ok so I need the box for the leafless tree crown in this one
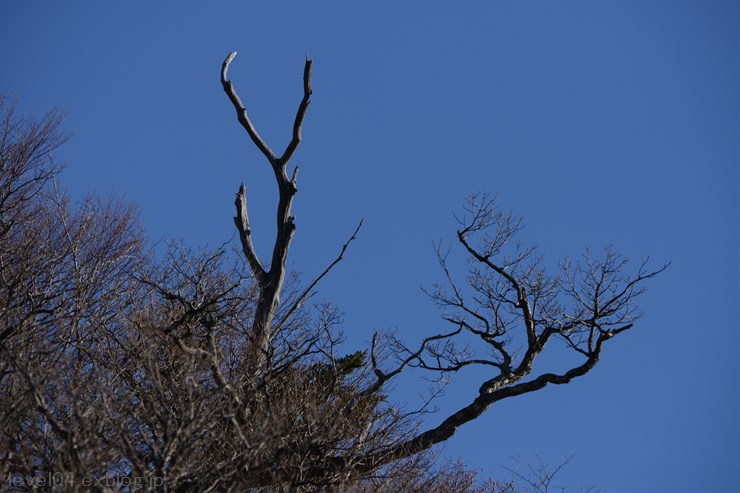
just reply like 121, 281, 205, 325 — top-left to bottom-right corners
0, 54, 666, 492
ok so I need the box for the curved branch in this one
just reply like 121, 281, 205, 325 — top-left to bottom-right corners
351, 332, 609, 475
221, 51, 277, 164
281, 55, 313, 165
233, 183, 268, 286
457, 230, 536, 345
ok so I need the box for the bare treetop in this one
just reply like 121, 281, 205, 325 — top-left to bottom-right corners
0, 55, 667, 491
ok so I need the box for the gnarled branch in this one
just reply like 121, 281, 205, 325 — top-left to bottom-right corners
221, 51, 313, 372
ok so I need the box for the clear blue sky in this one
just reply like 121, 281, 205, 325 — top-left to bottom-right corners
1, 2, 737, 491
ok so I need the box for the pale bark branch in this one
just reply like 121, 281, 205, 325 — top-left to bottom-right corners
233, 183, 267, 285
281, 55, 313, 165
221, 51, 277, 164
221, 52, 313, 373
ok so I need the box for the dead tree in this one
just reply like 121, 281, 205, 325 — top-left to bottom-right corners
221, 51, 315, 376
219, 53, 668, 484
0, 52, 667, 492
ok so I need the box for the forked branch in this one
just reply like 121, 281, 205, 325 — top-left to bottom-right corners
217, 55, 667, 487
221, 51, 313, 369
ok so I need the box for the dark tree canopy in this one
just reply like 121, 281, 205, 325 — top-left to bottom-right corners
0, 54, 666, 492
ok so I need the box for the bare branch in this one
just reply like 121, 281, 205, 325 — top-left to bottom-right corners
221, 53, 313, 375
276, 219, 364, 330
281, 55, 313, 165
1, 56, 667, 491
221, 51, 277, 164
233, 182, 268, 285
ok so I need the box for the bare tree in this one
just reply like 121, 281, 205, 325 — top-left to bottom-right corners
217, 53, 667, 485
0, 97, 145, 489
221, 51, 314, 379
0, 51, 667, 492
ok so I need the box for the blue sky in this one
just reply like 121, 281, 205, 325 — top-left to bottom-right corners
1, 2, 737, 491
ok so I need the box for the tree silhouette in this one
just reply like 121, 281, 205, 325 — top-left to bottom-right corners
0, 52, 667, 492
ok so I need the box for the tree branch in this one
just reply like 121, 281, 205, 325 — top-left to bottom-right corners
339, 333, 610, 477
281, 55, 313, 165
457, 230, 537, 346
275, 219, 363, 330
221, 51, 277, 164
233, 183, 268, 286
221, 52, 313, 374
